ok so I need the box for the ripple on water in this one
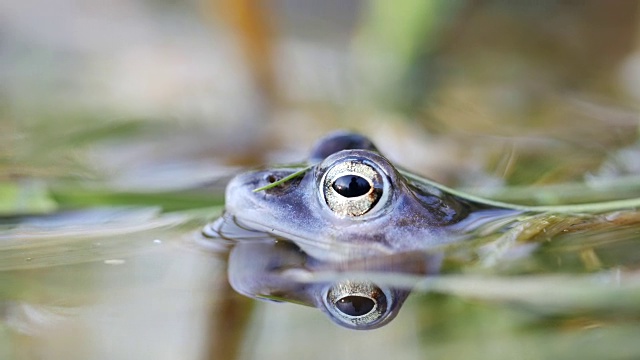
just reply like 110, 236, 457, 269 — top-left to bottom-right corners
0, 207, 190, 271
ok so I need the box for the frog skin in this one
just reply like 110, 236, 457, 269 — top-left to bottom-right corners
213, 131, 515, 262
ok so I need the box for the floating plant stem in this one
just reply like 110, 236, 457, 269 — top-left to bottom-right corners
400, 170, 640, 214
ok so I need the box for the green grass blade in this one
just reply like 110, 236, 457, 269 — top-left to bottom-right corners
252, 165, 314, 193
400, 170, 640, 213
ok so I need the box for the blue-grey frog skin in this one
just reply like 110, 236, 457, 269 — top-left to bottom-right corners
218, 131, 509, 261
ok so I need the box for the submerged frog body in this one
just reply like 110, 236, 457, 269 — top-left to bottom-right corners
218, 131, 508, 261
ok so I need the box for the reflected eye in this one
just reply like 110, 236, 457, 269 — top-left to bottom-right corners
323, 280, 389, 329
320, 159, 388, 217
335, 295, 375, 317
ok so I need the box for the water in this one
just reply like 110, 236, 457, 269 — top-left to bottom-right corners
201, 201, 640, 357
0, 209, 220, 358
3, 185, 640, 359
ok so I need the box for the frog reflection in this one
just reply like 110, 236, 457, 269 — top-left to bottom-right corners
204, 131, 518, 329
206, 216, 440, 329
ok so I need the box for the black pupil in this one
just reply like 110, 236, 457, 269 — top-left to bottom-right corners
335, 296, 375, 317
332, 175, 371, 197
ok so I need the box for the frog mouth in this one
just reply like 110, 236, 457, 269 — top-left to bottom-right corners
223, 212, 397, 262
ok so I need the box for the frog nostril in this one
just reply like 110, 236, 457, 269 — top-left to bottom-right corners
266, 174, 278, 183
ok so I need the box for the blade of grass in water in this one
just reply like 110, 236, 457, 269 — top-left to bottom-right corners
252, 165, 314, 192
400, 170, 640, 213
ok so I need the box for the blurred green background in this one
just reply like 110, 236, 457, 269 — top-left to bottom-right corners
3, 0, 640, 215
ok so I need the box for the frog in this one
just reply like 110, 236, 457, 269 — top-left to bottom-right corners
211, 131, 516, 261
213, 131, 640, 256
204, 131, 523, 329
204, 131, 640, 329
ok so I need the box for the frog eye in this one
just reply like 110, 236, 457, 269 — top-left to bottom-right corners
320, 159, 388, 217
323, 280, 390, 329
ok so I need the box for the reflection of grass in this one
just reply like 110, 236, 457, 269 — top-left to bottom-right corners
411, 292, 640, 359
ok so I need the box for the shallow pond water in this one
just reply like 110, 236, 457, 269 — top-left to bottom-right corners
3, 203, 640, 360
